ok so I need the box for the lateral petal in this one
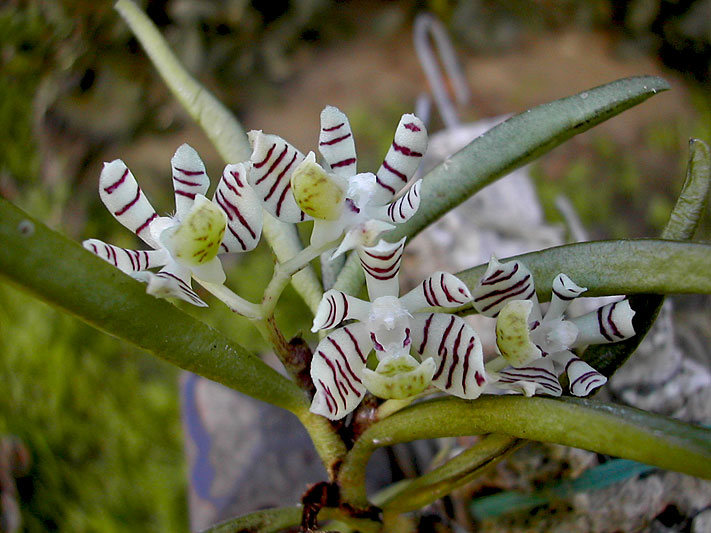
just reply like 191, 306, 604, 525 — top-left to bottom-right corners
213, 162, 263, 253
99, 159, 159, 248
247, 130, 307, 223
400, 271, 472, 312
495, 358, 563, 397
380, 180, 422, 224
171, 144, 210, 219
557, 352, 607, 396
312, 289, 371, 331
83, 239, 168, 273
569, 298, 636, 347
134, 262, 207, 307
318, 106, 357, 178
373, 114, 427, 205
472, 257, 537, 318
546, 273, 587, 319
410, 313, 487, 399
309, 323, 372, 420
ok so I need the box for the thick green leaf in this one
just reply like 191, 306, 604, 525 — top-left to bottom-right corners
455, 239, 711, 304
334, 76, 671, 295
338, 396, 711, 506
0, 197, 306, 412
201, 506, 302, 533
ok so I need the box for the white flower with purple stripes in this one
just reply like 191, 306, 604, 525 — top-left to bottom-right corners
472, 257, 636, 397
309, 238, 488, 420
83, 144, 262, 307
248, 105, 427, 258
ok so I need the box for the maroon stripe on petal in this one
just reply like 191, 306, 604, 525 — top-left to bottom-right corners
344, 327, 366, 363
264, 152, 296, 201
174, 167, 205, 176
135, 212, 157, 237
327, 337, 362, 385
175, 190, 196, 200
597, 306, 614, 342
447, 325, 464, 388
317, 379, 336, 414
381, 160, 407, 182
392, 141, 422, 157
375, 176, 396, 194
253, 143, 276, 169
319, 133, 352, 146
417, 313, 434, 354
331, 157, 356, 168
404, 122, 421, 132
173, 175, 202, 187
114, 186, 141, 216
104, 168, 128, 194
322, 122, 344, 132
227, 225, 247, 251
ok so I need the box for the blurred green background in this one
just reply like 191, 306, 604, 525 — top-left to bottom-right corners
1, 0, 710, 531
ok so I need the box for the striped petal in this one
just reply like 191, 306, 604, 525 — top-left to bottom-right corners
358, 238, 406, 300
569, 298, 636, 347
557, 352, 607, 396
82, 239, 168, 274
99, 159, 159, 248
546, 273, 586, 319
472, 257, 537, 318
410, 313, 487, 399
134, 262, 207, 307
400, 271, 472, 312
330, 219, 395, 260
362, 355, 435, 399
380, 180, 422, 224
310, 323, 372, 420
171, 144, 210, 219
247, 130, 307, 223
213, 162, 263, 253
373, 114, 427, 205
312, 289, 371, 331
318, 106, 357, 178
495, 358, 562, 397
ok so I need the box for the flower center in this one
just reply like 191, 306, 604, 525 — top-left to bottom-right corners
162, 195, 226, 266
367, 296, 412, 359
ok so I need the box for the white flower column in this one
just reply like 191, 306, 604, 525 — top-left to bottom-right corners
472, 257, 636, 396
247, 106, 427, 258
309, 238, 488, 420
83, 144, 262, 306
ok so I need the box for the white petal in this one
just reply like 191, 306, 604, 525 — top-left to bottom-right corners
472, 257, 537, 318
330, 219, 395, 260
83, 239, 168, 274
312, 289, 371, 331
99, 159, 159, 247
247, 130, 307, 223
310, 219, 348, 249
171, 144, 210, 219
213, 162, 263, 253
309, 323, 371, 420
410, 313, 487, 399
318, 106, 357, 178
546, 273, 586, 319
373, 114, 427, 205
135, 262, 207, 307
400, 271, 472, 312
569, 298, 636, 347
559, 353, 607, 396
495, 358, 562, 397
357, 238, 406, 300
380, 180, 422, 224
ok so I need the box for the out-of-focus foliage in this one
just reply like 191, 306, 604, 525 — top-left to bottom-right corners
0, 284, 187, 531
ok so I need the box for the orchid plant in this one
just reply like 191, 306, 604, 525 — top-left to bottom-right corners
1, 1, 711, 532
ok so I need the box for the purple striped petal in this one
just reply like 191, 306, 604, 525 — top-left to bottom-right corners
495, 358, 562, 397
319, 106, 357, 178
312, 289, 370, 331
546, 273, 586, 319
171, 144, 210, 219
247, 130, 307, 223
410, 313, 487, 399
373, 114, 427, 205
381, 180, 422, 224
400, 271, 472, 312
330, 219, 395, 260
569, 298, 636, 347
310, 323, 372, 420
82, 239, 168, 274
134, 262, 207, 307
213, 162, 263, 253
560, 354, 607, 396
99, 159, 159, 248
358, 238, 406, 300
472, 257, 537, 318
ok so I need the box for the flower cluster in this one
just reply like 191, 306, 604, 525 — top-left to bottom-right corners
83, 106, 637, 422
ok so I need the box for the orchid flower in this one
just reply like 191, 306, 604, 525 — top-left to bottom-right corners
247, 106, 427, 258
83, 144, 262, 307
309, 237, 488, 420
472, 258, 636, 397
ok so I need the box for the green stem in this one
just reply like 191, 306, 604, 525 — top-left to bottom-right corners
379, 434, 522, 512
338, 396, 711, 507
199, 281, 263, 319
